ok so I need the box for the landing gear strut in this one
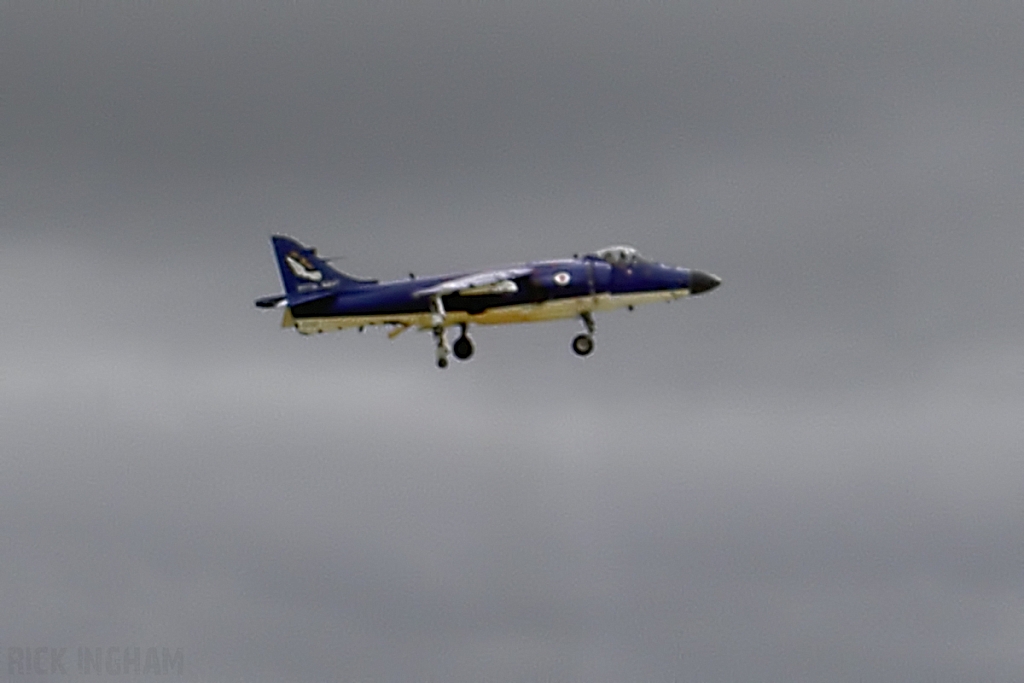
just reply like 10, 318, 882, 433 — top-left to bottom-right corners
453, 323, 474, 361
572, 312, 595, 357
433, 327, 449, 368
430, 295, 450, 368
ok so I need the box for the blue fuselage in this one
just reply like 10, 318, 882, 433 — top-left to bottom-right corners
291, 256, 698, 320
258, 235, 720, 363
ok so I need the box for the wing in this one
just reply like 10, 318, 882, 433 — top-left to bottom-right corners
413, 267, 531, 298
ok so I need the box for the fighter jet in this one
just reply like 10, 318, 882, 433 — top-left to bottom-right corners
256, 235, 720, 367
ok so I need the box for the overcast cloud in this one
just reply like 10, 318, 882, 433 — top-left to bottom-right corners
2, 1, 1023, 681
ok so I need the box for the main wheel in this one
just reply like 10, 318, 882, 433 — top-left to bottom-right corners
453, 335, 474, 360
437, 357, 448, 368
571, 334, 594, 356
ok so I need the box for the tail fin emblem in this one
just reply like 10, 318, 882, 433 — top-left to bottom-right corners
285, 252, 323, 282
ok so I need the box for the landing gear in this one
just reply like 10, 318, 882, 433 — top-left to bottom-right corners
572, 312, 596, 357
572, 334, 594, 356
434, 327, 450, 368
453, 324, 474, 361
430, 295, 450, 369
433, 328, 474, 367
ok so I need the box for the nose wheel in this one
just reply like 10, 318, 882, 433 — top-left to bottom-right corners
572, 334, 594, 356
572, 312, 595, 357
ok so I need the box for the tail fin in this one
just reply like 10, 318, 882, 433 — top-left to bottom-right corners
271, 235, 377, 296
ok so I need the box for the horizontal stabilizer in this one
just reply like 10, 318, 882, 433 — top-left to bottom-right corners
254, 295, 287, 308
254, 288, 338, 309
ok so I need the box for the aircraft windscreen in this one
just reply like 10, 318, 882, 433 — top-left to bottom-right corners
593, 245, 642, 266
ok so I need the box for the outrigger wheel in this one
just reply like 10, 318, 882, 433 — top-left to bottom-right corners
453, 324, 474, 360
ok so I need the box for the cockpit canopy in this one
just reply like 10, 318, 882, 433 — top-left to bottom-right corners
593, 245, 643, 266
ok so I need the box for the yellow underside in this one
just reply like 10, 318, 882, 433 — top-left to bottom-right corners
283, 291, 688, 335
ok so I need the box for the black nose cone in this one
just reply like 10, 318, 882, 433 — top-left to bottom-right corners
689, 270, 721, 295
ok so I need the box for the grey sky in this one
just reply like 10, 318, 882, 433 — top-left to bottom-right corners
2, 1, 1023, 681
